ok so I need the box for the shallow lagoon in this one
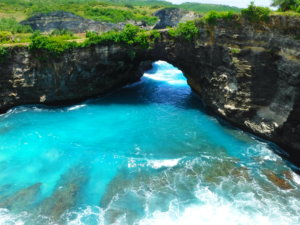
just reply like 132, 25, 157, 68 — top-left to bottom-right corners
0, 61, 299, 225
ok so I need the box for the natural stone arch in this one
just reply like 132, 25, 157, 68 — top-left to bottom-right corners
0, 18, 300, 165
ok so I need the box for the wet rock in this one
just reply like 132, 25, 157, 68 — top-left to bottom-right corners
263, 170, 293, 190
201, 158, 251, 184
283, 170, 293, 180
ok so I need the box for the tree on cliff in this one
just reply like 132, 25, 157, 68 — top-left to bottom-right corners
271, 0, 300, 11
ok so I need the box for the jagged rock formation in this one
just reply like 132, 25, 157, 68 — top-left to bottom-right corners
153, 8, 200, 29
21, 11, 123, 33
1, 15, 300, 165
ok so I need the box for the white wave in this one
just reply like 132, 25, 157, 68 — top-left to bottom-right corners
247, 144, 280, 162
0, 208, 26, 225
144, 61, 186, 85
64, 206, 104, 225
139, 204, 276, 225
139, 186, 299, 225
147, 158, 181, 169
127, 158, 181, 169
155, 60, 169, 65
67, 104, 86, 111
292, 172, 300, 185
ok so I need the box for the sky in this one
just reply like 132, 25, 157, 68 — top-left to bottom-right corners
166, 0, 273, 8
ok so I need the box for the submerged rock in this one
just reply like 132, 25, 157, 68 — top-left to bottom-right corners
37, 167, 88, 221
0, 183, 41, 212
263, 170, 293, 190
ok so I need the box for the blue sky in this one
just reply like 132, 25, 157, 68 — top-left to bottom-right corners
166, 0, 273, 8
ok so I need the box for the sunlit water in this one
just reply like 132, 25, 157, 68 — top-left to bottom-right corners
0, 61, 300, 225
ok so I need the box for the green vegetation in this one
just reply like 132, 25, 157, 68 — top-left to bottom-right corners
0, 0, 298, 54
83, 24, 160, 48
0, 18, 32, 33
230, 48, 241, 54
0, 0, 240, 23
168, 21, 199, 41
0, 0, 160, 25
202, 11, 235, 25
84, 6, 158, 24
50, 29, 74, 37
241, 2, 271, 22
29, 35, 77, 55
0, 46, 8, 62
176, 2, 240, 13
28, 24, 160, 55
272, 0, 300, 12
0, 31, 12, 42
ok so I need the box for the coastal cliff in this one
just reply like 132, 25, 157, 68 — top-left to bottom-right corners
0, 15, 300, 163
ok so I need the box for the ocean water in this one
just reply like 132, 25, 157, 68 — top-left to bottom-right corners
0, 61, 300, 225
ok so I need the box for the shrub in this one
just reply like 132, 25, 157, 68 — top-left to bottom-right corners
85, 7, 134, 23
0, 31, 13, 42
50, 29, 73, 37
86, 31, 98, 38
29, 34, 77, 55
84, 6, 158, 25
30, 30, 42, 39
272, 0, 300, 12
0, 46, 8, 62
83, 24, 161, 49
124, 4, 134, 9
168, 21, 199, 41
203, 11, 235, 25
230, 48, 241, 54
241, 2, 271, 22
0, 18, 32, 33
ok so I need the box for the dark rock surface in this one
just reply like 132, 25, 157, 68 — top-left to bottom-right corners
1, 15, 300, 165
153, 8, 200, 29
21, 11, 123, 33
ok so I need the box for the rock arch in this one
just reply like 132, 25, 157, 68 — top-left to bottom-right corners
0, 17, 300, 164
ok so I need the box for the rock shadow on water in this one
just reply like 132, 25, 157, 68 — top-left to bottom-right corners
37, 166, 88, 222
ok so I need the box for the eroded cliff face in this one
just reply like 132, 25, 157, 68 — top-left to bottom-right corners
153, 8, 200, 29
21, 11, 124, 33
0, 15, 300, 163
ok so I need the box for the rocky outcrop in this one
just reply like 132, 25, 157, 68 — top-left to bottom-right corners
1, 15, 300, 165
153, 8, 200, 29
21, 11, 123, 33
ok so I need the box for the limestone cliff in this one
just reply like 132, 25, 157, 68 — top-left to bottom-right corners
21, 11, 124, 33
0, 15, 300, 165
153, 8, 200, 29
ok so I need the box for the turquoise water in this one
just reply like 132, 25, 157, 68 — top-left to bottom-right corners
0, 61, 300, 225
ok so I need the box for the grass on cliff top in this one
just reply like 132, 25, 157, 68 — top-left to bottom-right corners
28, 24, 161, 55
0, 0, 241, 22
0, 0, 160, 25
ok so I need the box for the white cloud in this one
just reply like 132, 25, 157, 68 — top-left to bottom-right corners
166, 0, 273, 8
